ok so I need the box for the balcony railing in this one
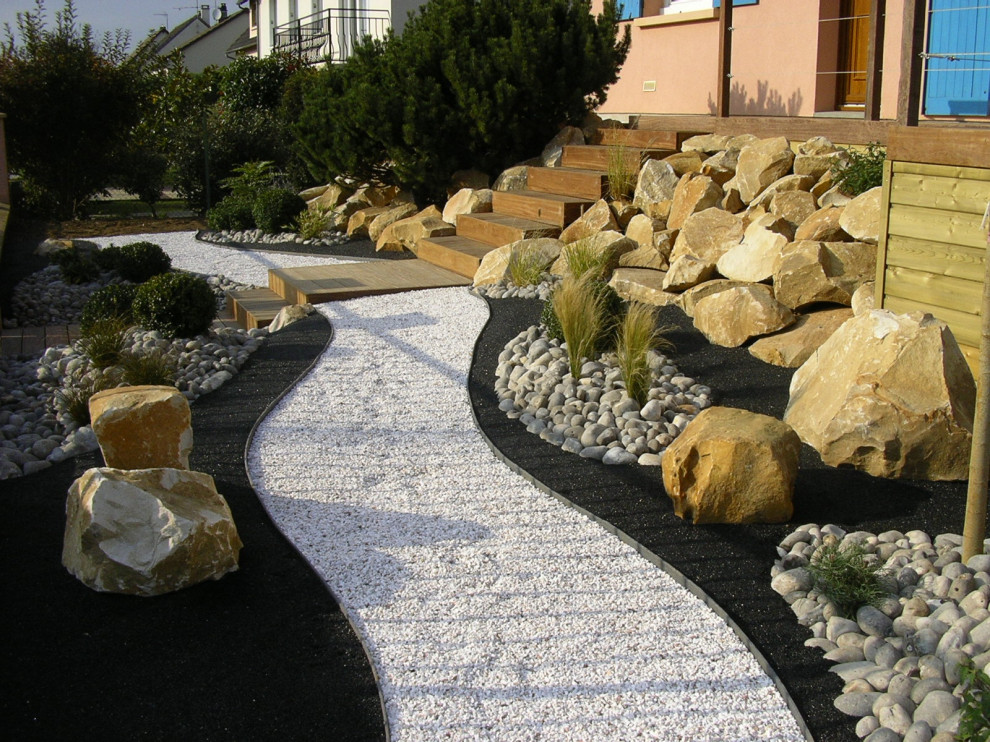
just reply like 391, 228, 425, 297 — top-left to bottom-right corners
273, 6, 391, 64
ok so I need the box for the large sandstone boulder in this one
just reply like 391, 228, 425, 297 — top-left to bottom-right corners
89, 386, 192, 470
442, 188, 493, 226
349, 185, 397, 208
693, 284, 795, 347
346, 206, 389, 238
663, 150, 705, 176
494, 166, 529, 192
625, 214, 666, 250
608, 268, 681, 307
799, 136, 840, 156
794, 206, 851, 242
367, 202, 418, 242
681, 133, 733, 154
472, 238, 562, 287
298, 184, 328, 201
749, 174, 816, 210
662, 407, 800, 524
773, 240, 877, 310
610, 199, 638, 230
784, 310, 976, 480
735, 137, 795, 203
633, 160, 680, 217
838, 186, 882, 244
375, 206, 454, 253
678, 279, 752, 318
541, 126, 584, 167
63, 467, 242, 596
559, 199, 619, 243
667, 173, 723, 230
749, 307, 853, 367
308, 183, 352, 211
793, 152, 846, 181
669, 207, 744, 264
663, 255, 716, 292
716, 214, 791, 283
851, 281, 876, 315
549, 231, 636, 279
771, 191, 818, 231
700, 149, 739, 185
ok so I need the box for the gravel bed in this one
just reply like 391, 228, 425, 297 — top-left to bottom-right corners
199, 227, 352, 247
772, 524, 990, 742
471, 277, 559, 302
248, 287, 804, 741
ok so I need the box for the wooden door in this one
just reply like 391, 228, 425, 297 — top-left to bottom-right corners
836, 0, 871, 109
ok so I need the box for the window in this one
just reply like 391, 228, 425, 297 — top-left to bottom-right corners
620, 1, 642, 19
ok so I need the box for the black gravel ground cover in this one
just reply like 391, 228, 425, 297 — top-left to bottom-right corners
0, 314, 386, 742
468, 296, 973, 742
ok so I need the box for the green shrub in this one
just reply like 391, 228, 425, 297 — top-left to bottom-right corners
132, 272, 217, 339
957, 658, 990, 742
806, 539, 889, 619
80, 284, 137, 334
113, 242, 172, 282
207, 194, 256, 231
119, 349, 177, 386
78, 317, 129, 369
540, 298, 564, 342
50, 249, 99, 284
615, 302, 672, 405
832, 142, 885, 196
93, 245, 124, 272
297, 205, 333, 239
253, 188, 306, 233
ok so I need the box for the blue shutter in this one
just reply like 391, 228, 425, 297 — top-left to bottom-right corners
619, 1, 641, 19
924, 0, 990, 115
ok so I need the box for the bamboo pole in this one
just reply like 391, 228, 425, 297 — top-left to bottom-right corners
963, 213, 990, 561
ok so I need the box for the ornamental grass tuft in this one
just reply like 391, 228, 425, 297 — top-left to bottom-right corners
506, 246, 548, 288
615, 302, 672, 405
562, 240, 612, 282
606, 143, 636, 202
552, 273, 606, 378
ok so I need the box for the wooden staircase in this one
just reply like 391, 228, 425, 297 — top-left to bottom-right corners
227, 128, 693, 329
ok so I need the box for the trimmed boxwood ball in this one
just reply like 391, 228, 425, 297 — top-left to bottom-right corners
132, 272, 217, 339
93, 242, 172, 282
252, 188, 305, 234
80, 284, 138, 334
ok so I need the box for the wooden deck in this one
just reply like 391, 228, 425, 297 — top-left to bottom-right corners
1, 324, 82, 357
267, 258, 471, 305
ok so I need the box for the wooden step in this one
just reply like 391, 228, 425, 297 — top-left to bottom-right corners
527, 167, 608, 200
268, 259, 470, 305
594, 128, 699, 150
560, 144, 675, 172
457, 213, 560, 247
491, 190, 593, 228
417, 235, 496, 279
228, 288, 289, 330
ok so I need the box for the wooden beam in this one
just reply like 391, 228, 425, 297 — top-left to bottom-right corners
864, 0, 886, 121
639, 114, 892, 144
717, 0, 733, 118
888, 126, 990, 169
896, 0, 927, 126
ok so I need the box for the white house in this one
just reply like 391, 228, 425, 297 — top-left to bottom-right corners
251, 0, 426, 63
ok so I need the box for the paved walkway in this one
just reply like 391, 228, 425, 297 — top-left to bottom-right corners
248, 287, 804, 741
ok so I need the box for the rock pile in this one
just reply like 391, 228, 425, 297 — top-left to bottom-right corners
772, 524, 990, 742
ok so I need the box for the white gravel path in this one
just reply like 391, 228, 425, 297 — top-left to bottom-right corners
90, 231, 353, 286
248, 287, 805, 741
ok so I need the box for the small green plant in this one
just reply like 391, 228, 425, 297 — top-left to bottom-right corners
220, 160, 279, 200
832, 142, 885, 196
118, 349, 177, 386
552, 273, 607, 377
50, 249, 99, 284
52, 372, 117, 427
297, 205, 333, 239
957, 658, 990, 742
562, 240, 613, 281
606, 143, 636, 201
615, 302, 672, 405
78, 317, 130, 369
541, 298, 564, 342
207, 194, 256, 231
806, 539, 890, 619
114, 242, 172, 282
253, 188, 306, 233
93, 244, 125, 272
507, 246, 549, 287
80, 284, 138, 334
132, 272, 217, 339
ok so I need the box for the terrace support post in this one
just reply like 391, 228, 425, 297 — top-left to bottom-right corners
896, 0, 926, 126
963, 226, 990, 562
717, 0, 733, 118
864, 0, 886, 121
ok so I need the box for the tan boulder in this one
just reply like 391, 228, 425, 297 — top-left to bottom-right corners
63, 467, 242, 596
851, 281, 876, 315
442, 188, 493, 227
811, 171, 835, 201
681, 133, 733, 154
784, 309, 976, 480
541, 126, 585, 167
610, 199, 639, 230
749, 174, 816, 210
346, 206, 389, 238
350, 185, 397, 208
793, 152, 845, 181
819, 185, 853, 208
667, 173, 723, 231
693, 284, 796, 347
633, 159, 681, 217
328, 199, 367, 229
89, 386, 192, 470
309, 183, 353, 211
727, 134, 761, 150
298, 184, 328, 201
368, 202, 418, 242
625, 214, 665, 250
472, 238, 562, 287
662, 407, 799, 524
799, 136, 839, 156
838, 186, 882, 244
721, 184, 746, 213
679, 279, 753, 318
716, 216, 790, 283
663, 255, 716, 292
608, 268, 681, 307
375, 206, 454, 253
663, 150, 704, 176
794, 206, 851, 242
670, 207, 744, 264
559, 199, 619, 243
771, 191, 818, 230
494, 166, 529, 191
735, 137, 795, 204
550, 230, 636, 279
619, 245, 668, 271
773, 240, 877, 310
701, 149, 740, 185
268, 303, 316, 333
449, 169, 489, 195
748, 307, 853, 367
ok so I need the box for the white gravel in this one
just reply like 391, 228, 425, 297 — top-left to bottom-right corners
248, 287, 805, 741
89, 231, 354, 286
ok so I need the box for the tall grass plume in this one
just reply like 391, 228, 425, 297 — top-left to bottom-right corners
615, 302, 672, 405
552, 273, 605, 377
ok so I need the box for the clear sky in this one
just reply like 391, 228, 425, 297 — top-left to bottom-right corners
0, 0, 236, 51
